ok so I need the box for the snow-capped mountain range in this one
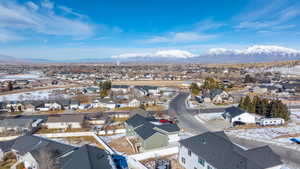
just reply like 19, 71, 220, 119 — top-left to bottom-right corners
2, 45, 300, 63
206, 45, 300, 57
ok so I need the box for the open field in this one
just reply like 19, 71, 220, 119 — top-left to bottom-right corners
112, 80, 184, 87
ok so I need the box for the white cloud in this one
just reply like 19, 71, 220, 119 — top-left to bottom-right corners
144, 32, 216, 43
0, 29, 24, 42
112, 50, 195, 59
41, 0, 53, 9
26, 1, 39, 11
58, 6, 86, 18
235, 1, 300, 30
0, 0, 94, 40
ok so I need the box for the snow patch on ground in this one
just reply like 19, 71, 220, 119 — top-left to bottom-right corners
0, 88, 69, 101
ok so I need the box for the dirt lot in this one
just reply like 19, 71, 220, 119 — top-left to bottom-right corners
112, 80, 183, 87
55, 136, 105, 149
108, 136, 136, 155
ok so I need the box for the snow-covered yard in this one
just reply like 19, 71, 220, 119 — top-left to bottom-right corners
0, 88, 69, 101
226, 111, 300, 151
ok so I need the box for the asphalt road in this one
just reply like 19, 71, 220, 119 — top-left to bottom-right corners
169, 92, 300, 166
168, 92, 209, 134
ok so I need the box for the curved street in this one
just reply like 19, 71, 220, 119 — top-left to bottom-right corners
169, 92, 300, 166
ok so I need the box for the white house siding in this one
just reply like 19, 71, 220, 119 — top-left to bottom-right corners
46, 122, 82, 129
168, 134, 179, 143
22, 153, 38, 169
179, 145, 215, 169
231, 113, 256, 124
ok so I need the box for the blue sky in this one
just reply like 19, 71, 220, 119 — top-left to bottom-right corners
0, 0, 300, 60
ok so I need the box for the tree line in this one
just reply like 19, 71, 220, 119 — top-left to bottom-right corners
239, 96, 290, 120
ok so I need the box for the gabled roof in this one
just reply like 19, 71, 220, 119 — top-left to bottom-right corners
0, 139, 16, 152
47, 114, 84, 123
125, 114, 148, 128
225, 106, 246, 118
179, 131, 282, 169
134, 122, 158, 140
0, 118, 34, 128
12, 135, 74, 156
59, 145, 116, 169
154, 123, 180, 133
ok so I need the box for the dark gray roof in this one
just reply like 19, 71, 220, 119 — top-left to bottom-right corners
154, 124, 180, 133
125, 114, 148, 128
12, 135, 74, 156
179, 131, 282, 169
112, 85, 129, 89
59, 145, 115, 169
225, 106, 246, 117
134, 122, 158, 140
0, 118, 34, 128
47, 114, 84, 123
0, 139, 16, 152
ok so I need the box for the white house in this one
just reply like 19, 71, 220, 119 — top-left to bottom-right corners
179, 131, 283, 169
128, 99, 141, 107
45, 115, 84, 129
223, 106, 256, 126
92, 99, 116, 109
44, 101, 62, 110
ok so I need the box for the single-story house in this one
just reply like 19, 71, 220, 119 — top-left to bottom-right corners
0, 135, 117, 169
92, 99, 116, 109
45, 114, 85, 129
223, 106, 256, 126
0, 119, 34, 133
179, 131, 283, 169
70, 100, 80, 110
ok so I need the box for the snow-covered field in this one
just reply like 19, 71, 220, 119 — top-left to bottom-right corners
0, 72, 45, 82
0, 88, 69, 101
226, 111, 300, 151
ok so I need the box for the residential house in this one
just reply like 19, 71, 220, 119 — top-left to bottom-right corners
70, 100, 80, 110
203, 89, 233, 104
6, 101, 24, 112
23, 101, 44, 113
45, 114, 84, 129
0, 135, 117, 169
179, 131, 283, 169
0, 119, 34, 133
128, 99, 141, 107
92, 99, 116, 109
125, 114, 180, 152
44, 101, 62, 111
223, 107, 256, 126
111, 85, 130, 93
58, 144, 117, 169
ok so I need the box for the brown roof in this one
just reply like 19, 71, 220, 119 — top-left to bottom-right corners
47, 115, 84, 123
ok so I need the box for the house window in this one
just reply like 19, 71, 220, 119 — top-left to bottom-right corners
188, 150, 192, 156
198, 157, 205, 166
207, 165, 212, 169
181, 157, 186, 164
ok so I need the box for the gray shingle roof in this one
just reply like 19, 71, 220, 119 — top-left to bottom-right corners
47, 114, 84, 123
225, 106, 246, 118
134, 122, 158, 140
125, 114, 148, 128
12, 135, 74, 156
59, 145, 115, 169
179, 131, 282, 169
